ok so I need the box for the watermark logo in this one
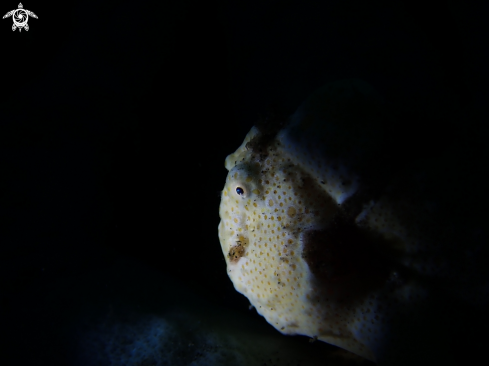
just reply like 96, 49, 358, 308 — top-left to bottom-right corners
3, 3, 37, 32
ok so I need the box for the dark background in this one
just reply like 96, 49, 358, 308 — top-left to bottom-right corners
0, 0, 487, 365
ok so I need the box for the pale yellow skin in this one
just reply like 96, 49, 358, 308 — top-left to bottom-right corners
218, 80, 485, 364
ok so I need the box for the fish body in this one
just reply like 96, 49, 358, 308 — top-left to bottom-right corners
218, 79, 487, 364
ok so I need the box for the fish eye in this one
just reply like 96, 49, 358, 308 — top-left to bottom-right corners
236, 187, 244, 196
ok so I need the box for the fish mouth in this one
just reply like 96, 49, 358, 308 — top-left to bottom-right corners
227, 235, 249, 264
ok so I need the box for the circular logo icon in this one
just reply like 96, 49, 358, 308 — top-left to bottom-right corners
12, 9, 27, 27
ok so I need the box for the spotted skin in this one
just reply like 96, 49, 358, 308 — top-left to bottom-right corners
218, 79, 487, 363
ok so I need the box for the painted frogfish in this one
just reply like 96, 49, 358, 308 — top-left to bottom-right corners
218, 79, 487, 364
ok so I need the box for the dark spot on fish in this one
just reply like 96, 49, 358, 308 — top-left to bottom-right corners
302, 213, 394, 304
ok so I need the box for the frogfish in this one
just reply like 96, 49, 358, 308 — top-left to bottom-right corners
218, 79, 487, 365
